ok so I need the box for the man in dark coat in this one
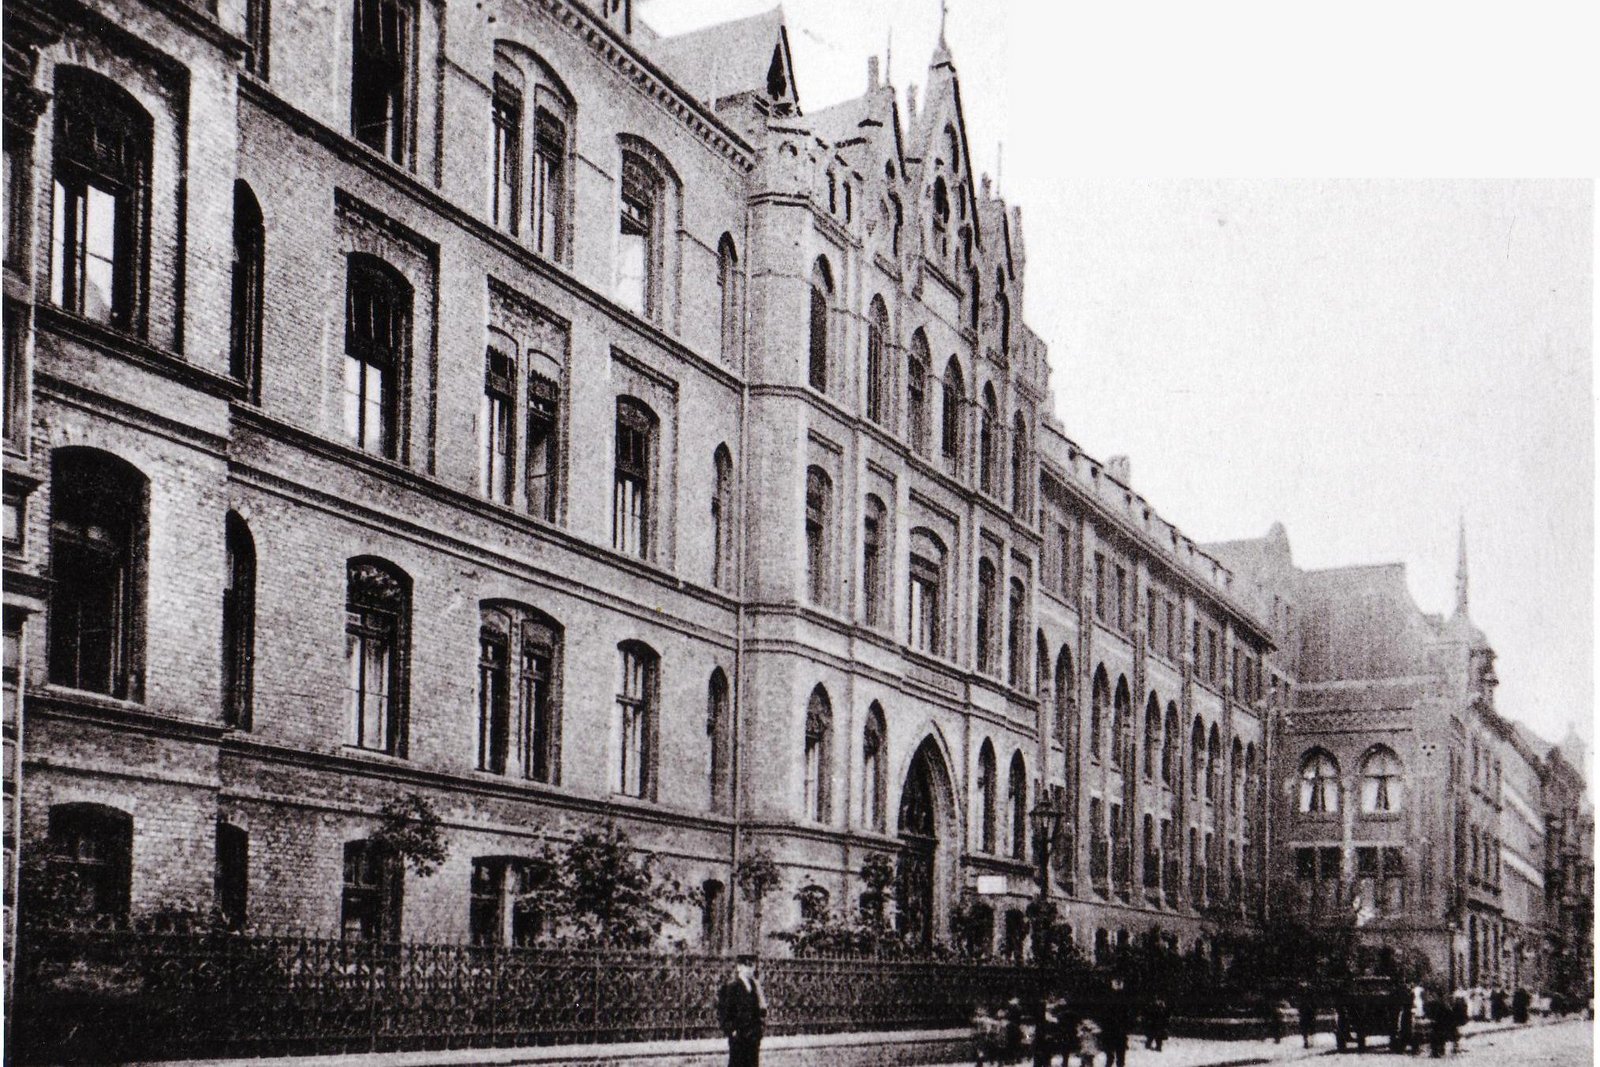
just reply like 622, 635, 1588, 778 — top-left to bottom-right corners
1097, 976, 1133, 1067
717, 954, 767, 1067
1298, 987, 1318, 1048
1511, 987, 1529, 1024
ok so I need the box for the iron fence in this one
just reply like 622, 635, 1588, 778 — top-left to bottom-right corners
11, 925, 1043, 1063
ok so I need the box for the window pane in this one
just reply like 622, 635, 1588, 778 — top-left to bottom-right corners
615, 230, 646, 313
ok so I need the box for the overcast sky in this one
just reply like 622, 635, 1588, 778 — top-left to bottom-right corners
642, 2, 1596, 756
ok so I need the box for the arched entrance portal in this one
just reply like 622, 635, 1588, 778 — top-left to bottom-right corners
898, 736, 956, 948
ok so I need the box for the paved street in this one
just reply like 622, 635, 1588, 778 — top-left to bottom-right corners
934, 1017, 1592, 1067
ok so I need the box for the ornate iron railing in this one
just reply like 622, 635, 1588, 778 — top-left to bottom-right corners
10, 925, 1044, 1063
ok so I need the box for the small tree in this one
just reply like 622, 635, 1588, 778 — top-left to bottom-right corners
375, 793, 449, 877
548, 825, 685, 949
735, 849, 781, 953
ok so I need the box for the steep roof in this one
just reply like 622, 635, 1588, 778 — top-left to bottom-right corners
1295, 563, 1441, 682
648, 7, 796, 110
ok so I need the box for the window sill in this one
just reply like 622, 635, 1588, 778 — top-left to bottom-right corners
1360, 810, 1403, 821
38, 304, 244, 403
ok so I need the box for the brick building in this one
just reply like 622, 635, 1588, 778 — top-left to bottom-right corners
1214, 522, 1593, 997
1, 0, 1280, 964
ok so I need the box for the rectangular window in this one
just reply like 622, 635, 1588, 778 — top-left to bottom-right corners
1146, 593, 1157, 648
612, 402, 651, 558
343, 258, 410, 459
520, 627, 555, 783
244, 0, 270, 77
478, 626, 509, 773
480, 348, 514, 504
908, 359, 927, 454
531, 109, 565, 258
1094, 553, 1107, 623
1055, 523, 1072, 600
491, 78, 521, 234
616, 646, 653, 798
525, 373, 558, 522
346, 611, 393, 751
470, 858, 503, 944
1114, 565, 1127, 632
351, 0, 412, 164
805, 469, 829, 606
3, 611, 22, 726
4, 315, 25, 452
1206, 629, 1218, 684
616, 158, 654, 316
215, 824, 249, 930
909, 555, 940, 655
342, 840, 401, 941
862, 508, 883, 627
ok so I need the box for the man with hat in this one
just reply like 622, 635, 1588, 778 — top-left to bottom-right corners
717, 954, 767, 1067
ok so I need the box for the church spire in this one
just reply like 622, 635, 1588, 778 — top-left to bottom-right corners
1455, 515, 1469, 617
932, 0, 951, 64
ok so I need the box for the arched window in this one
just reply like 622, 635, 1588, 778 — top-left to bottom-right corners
712, 445, 735, 590
804, 685, 833, 822
1089, 668, 1109, 760
1010, 411, 1029, 518
907, 330, 931, 455
616, 149, 665, 317
1008, 751, 1027, 860
866, 296, 890, 425
1006, 577, 1026, 688
707, 668, 731, 813
940, 357, 964, 464
1231, 738, 1244, 806
1299, 750, 1340, 814
615, 640, 659, 798
979, 385, 999, 495
977, 740, 997, 853
48, 449, 147, 700
908, 528, 945, 655
1244, 742, 1258, 818
490, 60, 522, 234
804, 466, 833, 607
343, 253, 412, 458
46, 803, 132, 920
1143, 694, 1161, 780
1163, 703, 1180, 787
862, 494, 887, 627
222, 513, 256, 730
1055, 647, 1076, 764
612, 397, 657, 558
489, 43, 575, 260
478, 601, 561, 782
347, 558, 410, 755
1190, 718, 1205, 798
1361, 746, 1403, 814
717, 234, 740, 365
50, 68, 152, 333
701, 878, 727, 949
975, 558, 997, 674
932, 176, 950, 257
808, 257, 833, 393
1111, 677, 1131, 769
1206, 725, 1221, 802
863, 702, 887, 831
230, 182, 265, 395
342, 838, 402, 941
888, 192, 904, 256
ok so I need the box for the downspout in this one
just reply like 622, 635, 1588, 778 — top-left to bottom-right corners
728, 188, 755, 952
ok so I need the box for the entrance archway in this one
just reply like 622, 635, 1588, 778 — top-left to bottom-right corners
898, 736, 956, 948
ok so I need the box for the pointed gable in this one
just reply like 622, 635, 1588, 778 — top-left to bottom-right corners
649, 7, 798, 115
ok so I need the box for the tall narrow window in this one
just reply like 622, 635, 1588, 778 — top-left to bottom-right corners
804, 466, 832, 607
717, 235, 739, 365
932, 176, 950, 258
808, 258, 832, 393
1299, 750, 1340, 813
1094, 553, 1107, 623
1089, 669, 1109, 760
343, 255, 411, 459
351, 0, 412, 163
478, 617, 510, 774
477, 603, 561, 782
345, 558, 409, 755
481, 344, 515, 503
1007, 577, 1026, 687
525, 371, 559, 522
908, 531, 945, 655
907, 331, 930, 455
47, 449, 146, 700
229, 183, 265, 395
342, 839, 402, 941
1143, 695, 1161, 780
1206, 725, 1220, 801
1190, 718, 1205, 799
1164, 704, 1180, 787
491, 76, 521, 234
215, 822, 249, 930
996, 270, 1011, 355
862, 494, 887, 627
1056, 524, 1073, 600
1010, 412, 1028, 517
1111, 678, 1130, 770
862, 703, 887, 831
866, 296, 889, 425
222, 514, 256, 730
50, 68, 151, 332
707, 668, 731, 813
940, 357, 964, 463
975, 558, 996, 674
244, 0, 271, 77
615, 154, 658, 316
712, 445, 734, 590
531, 108, 566, 258
803, 686, 832, 822
1008, 752, 1027, 860
1361, 747, 1403, 813
979, 385, 998, 494
977, 741, 997, 853
612, 398, 655, 558
701, 878, 727, 949
615, 642, 657, 798
46, 804, 132, 921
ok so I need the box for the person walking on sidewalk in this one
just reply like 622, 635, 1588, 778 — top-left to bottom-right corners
1511, 986, 1529, 1024
1297, 986, 1318, 1048
1097, 976, 1133, 1067
1143, 994, 1170, 1051
717, 954, 767, 1067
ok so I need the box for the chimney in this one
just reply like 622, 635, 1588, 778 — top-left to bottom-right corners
867, 55, 880, 91
1107, 455, 1131, 484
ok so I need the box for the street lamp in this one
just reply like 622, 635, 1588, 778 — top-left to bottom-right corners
1030, 798, 1064, 963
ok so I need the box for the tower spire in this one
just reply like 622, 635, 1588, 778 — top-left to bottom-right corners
1455, 515, 1469, 617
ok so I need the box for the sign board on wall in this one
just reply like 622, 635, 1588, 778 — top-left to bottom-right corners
976, 875, 1007, 896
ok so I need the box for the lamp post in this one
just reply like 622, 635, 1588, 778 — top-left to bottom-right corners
1030, 798, 1064, 964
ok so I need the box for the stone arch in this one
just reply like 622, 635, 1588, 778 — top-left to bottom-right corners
897, 734, 959, 949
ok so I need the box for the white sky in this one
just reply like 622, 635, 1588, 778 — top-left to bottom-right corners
641, 1, 1597, 757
